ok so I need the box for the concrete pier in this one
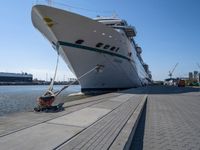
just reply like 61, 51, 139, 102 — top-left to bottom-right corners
0, 86, 199, 150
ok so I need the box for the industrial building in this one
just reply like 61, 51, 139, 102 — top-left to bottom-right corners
0, 72, 33, 82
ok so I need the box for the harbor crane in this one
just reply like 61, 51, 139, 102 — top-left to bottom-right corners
168, 63, 178, 79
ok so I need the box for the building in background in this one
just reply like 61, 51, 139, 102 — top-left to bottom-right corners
0, 72, 33, 82
186, 71, 200, 86
199, 73, 200, 82
189, 72, 193, 81
193, 71, 198, 81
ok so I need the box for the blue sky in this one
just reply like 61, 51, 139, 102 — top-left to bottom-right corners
0, 0, 200, 81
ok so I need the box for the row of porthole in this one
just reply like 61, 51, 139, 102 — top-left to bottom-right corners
75, 39, 119, 52
75, 40, 120, 52
96, 43, 119, 52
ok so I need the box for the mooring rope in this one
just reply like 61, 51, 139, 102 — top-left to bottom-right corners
35, 53, 105, 111
43, 61, 104, 98
45, 51, 60, 95
54, 64, 104, 97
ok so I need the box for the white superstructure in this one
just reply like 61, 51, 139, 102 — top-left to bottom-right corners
31, 5, 152, 92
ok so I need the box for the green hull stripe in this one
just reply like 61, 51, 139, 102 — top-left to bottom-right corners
58, 41, 131, 61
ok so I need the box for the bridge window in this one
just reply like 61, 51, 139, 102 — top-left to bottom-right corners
115, 47, 120, 52
75, 39, 84, 44
96, 43, 103, 48
110, 47, 116, 51
103, 45, 110, 49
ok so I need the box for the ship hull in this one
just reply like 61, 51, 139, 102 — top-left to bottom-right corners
32, 5, 148, 92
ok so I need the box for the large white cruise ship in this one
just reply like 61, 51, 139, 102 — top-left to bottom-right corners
31, 5, 152, 92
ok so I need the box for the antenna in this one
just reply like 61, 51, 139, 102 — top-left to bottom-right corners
47, 0, 52, 6
112, 11, 118, 18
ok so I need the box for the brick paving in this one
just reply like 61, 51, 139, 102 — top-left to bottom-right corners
131, 86, 200, 150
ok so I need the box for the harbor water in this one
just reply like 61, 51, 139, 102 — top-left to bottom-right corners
0, 85, 81, 116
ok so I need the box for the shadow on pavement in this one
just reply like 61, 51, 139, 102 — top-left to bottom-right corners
130, 99, 147, 150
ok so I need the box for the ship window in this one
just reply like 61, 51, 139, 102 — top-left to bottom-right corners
96, 43, 103, 48
75, 39, 84, 44
107, 24, 115, 26
121, 22, 125, 26
115, 47, 120, 52
110, 46, 116, 51
103, 45, 110, 49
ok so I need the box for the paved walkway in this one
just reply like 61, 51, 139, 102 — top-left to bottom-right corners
58, 94, 145, 150
0, 86, 199, 150
0, 89, 146, 150
131, 86, 200, 150
0, 92, 122, 137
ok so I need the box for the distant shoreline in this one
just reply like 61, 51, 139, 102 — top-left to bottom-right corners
0, 81, 79, 86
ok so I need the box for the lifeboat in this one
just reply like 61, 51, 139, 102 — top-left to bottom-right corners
113, 25, 137, 37
136, 46, 142, 54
